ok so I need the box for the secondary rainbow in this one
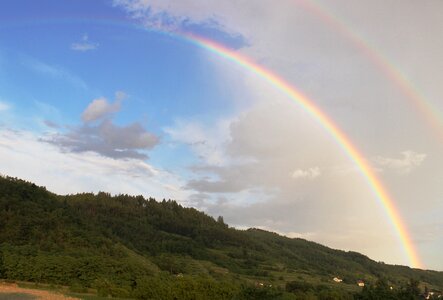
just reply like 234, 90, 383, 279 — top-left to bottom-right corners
295, 0, 443, 142
0, 16, 423, 268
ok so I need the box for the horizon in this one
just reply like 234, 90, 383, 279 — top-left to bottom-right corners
0, 0, 442, 270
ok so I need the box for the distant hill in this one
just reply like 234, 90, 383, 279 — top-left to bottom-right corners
0, 175, 442, 299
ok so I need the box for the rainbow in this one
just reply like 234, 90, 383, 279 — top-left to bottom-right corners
295, 0, 443, 142
0, 16, 423, 268
181, 33, 422, 268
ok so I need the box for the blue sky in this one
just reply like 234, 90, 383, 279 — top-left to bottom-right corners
0, 0, 243, 170
1, 0, 442, 270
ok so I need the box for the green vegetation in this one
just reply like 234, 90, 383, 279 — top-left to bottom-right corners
0, 175, 442, 299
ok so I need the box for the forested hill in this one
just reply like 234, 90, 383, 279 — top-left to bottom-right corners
0, 175, 442, 299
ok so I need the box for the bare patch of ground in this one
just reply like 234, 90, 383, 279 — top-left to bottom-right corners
0, 283, 79, 300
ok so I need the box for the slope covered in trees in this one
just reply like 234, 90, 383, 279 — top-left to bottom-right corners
0, 175, 442, 299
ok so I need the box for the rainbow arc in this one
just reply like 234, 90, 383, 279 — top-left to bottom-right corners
184, 33, 421, 268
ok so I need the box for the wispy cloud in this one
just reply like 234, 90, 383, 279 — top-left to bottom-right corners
0, 101, 10, 112
22, 56, 88, 90
373, 151, 427, 174
164, 119, 231, 166
71, 34, 99, 52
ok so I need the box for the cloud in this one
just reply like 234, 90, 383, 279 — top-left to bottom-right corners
43, 120, 60, 129
71, 34, 99, 52
291, 167, 321, 179
164, 87, 416, 264
186, 178, 250, 193
46, 94, 158, 160
22, 57, 87, 89
0, 128, 188, 200
0, 101, 10, 112
47, 120, 159, 160
169, 99, 348, 200
373, 151, 427, 174
113, 0, 216, 31
164, 119, 232, 166
82, 93, 126, 122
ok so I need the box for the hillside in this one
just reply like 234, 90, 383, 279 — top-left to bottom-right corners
0, 175, 442, 299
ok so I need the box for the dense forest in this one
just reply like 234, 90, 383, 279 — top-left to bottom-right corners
0, 175, 442, 299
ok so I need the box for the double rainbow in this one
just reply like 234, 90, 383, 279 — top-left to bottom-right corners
0, 15, 423, 268
183, 33, 422, 268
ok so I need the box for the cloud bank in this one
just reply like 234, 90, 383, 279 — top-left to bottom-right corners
0, 128, 187, 200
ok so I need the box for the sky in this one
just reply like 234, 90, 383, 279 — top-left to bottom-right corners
0, 0, 442, 270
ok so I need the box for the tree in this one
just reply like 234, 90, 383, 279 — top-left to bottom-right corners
0, 248, 5, 278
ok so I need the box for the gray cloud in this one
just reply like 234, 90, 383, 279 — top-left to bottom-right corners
47, 120, 159, 160
43, 120, 60, 129
186, 178, 250, 193
46, 94, 158, 160
82, 96, 123, 123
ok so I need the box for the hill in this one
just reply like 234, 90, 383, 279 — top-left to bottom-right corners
0, 175, 442, 299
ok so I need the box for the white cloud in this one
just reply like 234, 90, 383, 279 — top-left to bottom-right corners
291, 167, 321, 179
113, 0, 228, 32
373, 151, 427, 174
0, 128, 187, 200
71, 34, 99, 52
164, 118, 232, 166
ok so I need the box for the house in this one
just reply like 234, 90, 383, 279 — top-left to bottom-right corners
425, 291, 434, 300
357, 280, 365, 287
424, 289, 442, 299
333, 277, 343, 283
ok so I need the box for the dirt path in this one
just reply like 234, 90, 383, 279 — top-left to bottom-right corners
0, 283, 79, 300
